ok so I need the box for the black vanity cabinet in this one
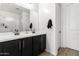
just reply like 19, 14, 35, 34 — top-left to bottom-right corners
0, 43, 3, 56
32, 34, 46, 56
3, 40, 21, 56
22, 34, 46, 56
40, 34, 46, 52
32, 35, 41, 56
22, 37, 32, 56
0, 34, 46, 56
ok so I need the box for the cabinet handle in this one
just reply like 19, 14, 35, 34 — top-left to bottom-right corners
23, 40, 24, 48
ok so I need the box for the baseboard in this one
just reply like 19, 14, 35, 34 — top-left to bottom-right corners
61, 47, 79, 52
45, 49, 58, 56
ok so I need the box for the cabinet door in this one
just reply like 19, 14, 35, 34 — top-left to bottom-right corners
0, 43, 3, 56
32, 35, 41, 56
22, 37, 32, 56
41, 34, 46, 52
3, 40, 21, 56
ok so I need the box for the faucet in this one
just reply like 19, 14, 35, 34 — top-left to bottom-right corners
14, 29, 19, 35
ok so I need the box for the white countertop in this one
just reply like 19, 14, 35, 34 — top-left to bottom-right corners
0, 31, 46, 42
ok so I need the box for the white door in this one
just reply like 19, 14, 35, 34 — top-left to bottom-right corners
65, 4, 79, 51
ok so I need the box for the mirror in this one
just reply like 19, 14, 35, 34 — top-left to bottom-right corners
0, 3, 30, 32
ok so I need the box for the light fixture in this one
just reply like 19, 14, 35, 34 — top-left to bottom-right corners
44, 9, 49, 13
5, 17, 14, 22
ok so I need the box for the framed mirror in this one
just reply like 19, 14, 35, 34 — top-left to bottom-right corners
0, 3, 30, 32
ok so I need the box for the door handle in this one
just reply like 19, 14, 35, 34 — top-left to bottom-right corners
59, 30, 61, 33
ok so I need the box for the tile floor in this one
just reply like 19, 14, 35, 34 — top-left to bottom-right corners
39, 51, 53, 56
58, 48, 79, 56
39, 48, 79, 56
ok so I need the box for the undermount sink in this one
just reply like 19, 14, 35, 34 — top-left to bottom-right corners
20, 31, 32, 35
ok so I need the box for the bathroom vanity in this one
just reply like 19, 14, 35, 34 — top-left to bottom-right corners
0, 3, 46, 56
0, 32, 46, 56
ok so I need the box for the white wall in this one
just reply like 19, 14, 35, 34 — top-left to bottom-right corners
38, 3, 56, 55
38, 3, 61, 55
30, 4, 39, 32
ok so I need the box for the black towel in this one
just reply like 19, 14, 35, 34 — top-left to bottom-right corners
29, 23, 33, 29
47, 19, 53, 29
